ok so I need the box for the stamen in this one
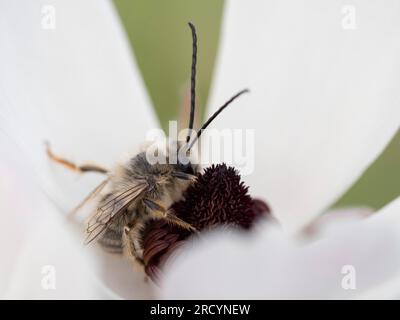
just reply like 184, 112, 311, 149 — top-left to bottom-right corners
142, 163, 270, 281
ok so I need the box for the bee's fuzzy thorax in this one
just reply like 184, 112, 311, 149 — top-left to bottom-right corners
142, 163, 270, 282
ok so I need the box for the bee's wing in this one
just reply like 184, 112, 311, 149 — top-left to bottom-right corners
85, 182, 148, 244
68, 178, 109, 218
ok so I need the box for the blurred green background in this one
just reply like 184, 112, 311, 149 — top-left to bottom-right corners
114, 0, 224, 130
113, 0, 400, 211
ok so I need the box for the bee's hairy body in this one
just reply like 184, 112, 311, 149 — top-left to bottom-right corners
93, 151, 197, 264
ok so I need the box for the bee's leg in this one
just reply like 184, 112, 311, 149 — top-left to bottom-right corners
163, 211, 198, 233
143, 198, 197, 233
123, 219, 145, 264
45, 142, 108, 174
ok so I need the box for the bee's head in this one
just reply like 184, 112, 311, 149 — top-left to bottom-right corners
173, 140, 197, 176
176, 161, 194, 175
130, 149, 197, 191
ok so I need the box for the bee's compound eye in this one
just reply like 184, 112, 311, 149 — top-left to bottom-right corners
179, 162, 194, 174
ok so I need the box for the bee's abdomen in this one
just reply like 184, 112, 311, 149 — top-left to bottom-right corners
97, 210, 131, 254
98, 227, 123, 253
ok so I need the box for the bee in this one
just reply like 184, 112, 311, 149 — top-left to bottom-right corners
46, 22, 248, 266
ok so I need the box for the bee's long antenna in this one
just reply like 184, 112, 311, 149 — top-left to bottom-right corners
188, 89, 249, 151
186, 22, 197, 144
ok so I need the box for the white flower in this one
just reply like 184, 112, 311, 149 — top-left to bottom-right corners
0, 0, 399, 299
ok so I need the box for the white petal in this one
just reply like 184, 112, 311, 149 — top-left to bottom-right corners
304, 206, 373, 237
0, 133, 156, 299
5, 218, 157, 299
205, 0, 400, 231
160, 197, 400, 299
0, 133, 42, 295
0, 0, 158, 212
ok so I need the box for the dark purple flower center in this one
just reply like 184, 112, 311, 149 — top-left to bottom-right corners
142, 163, 270, 282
